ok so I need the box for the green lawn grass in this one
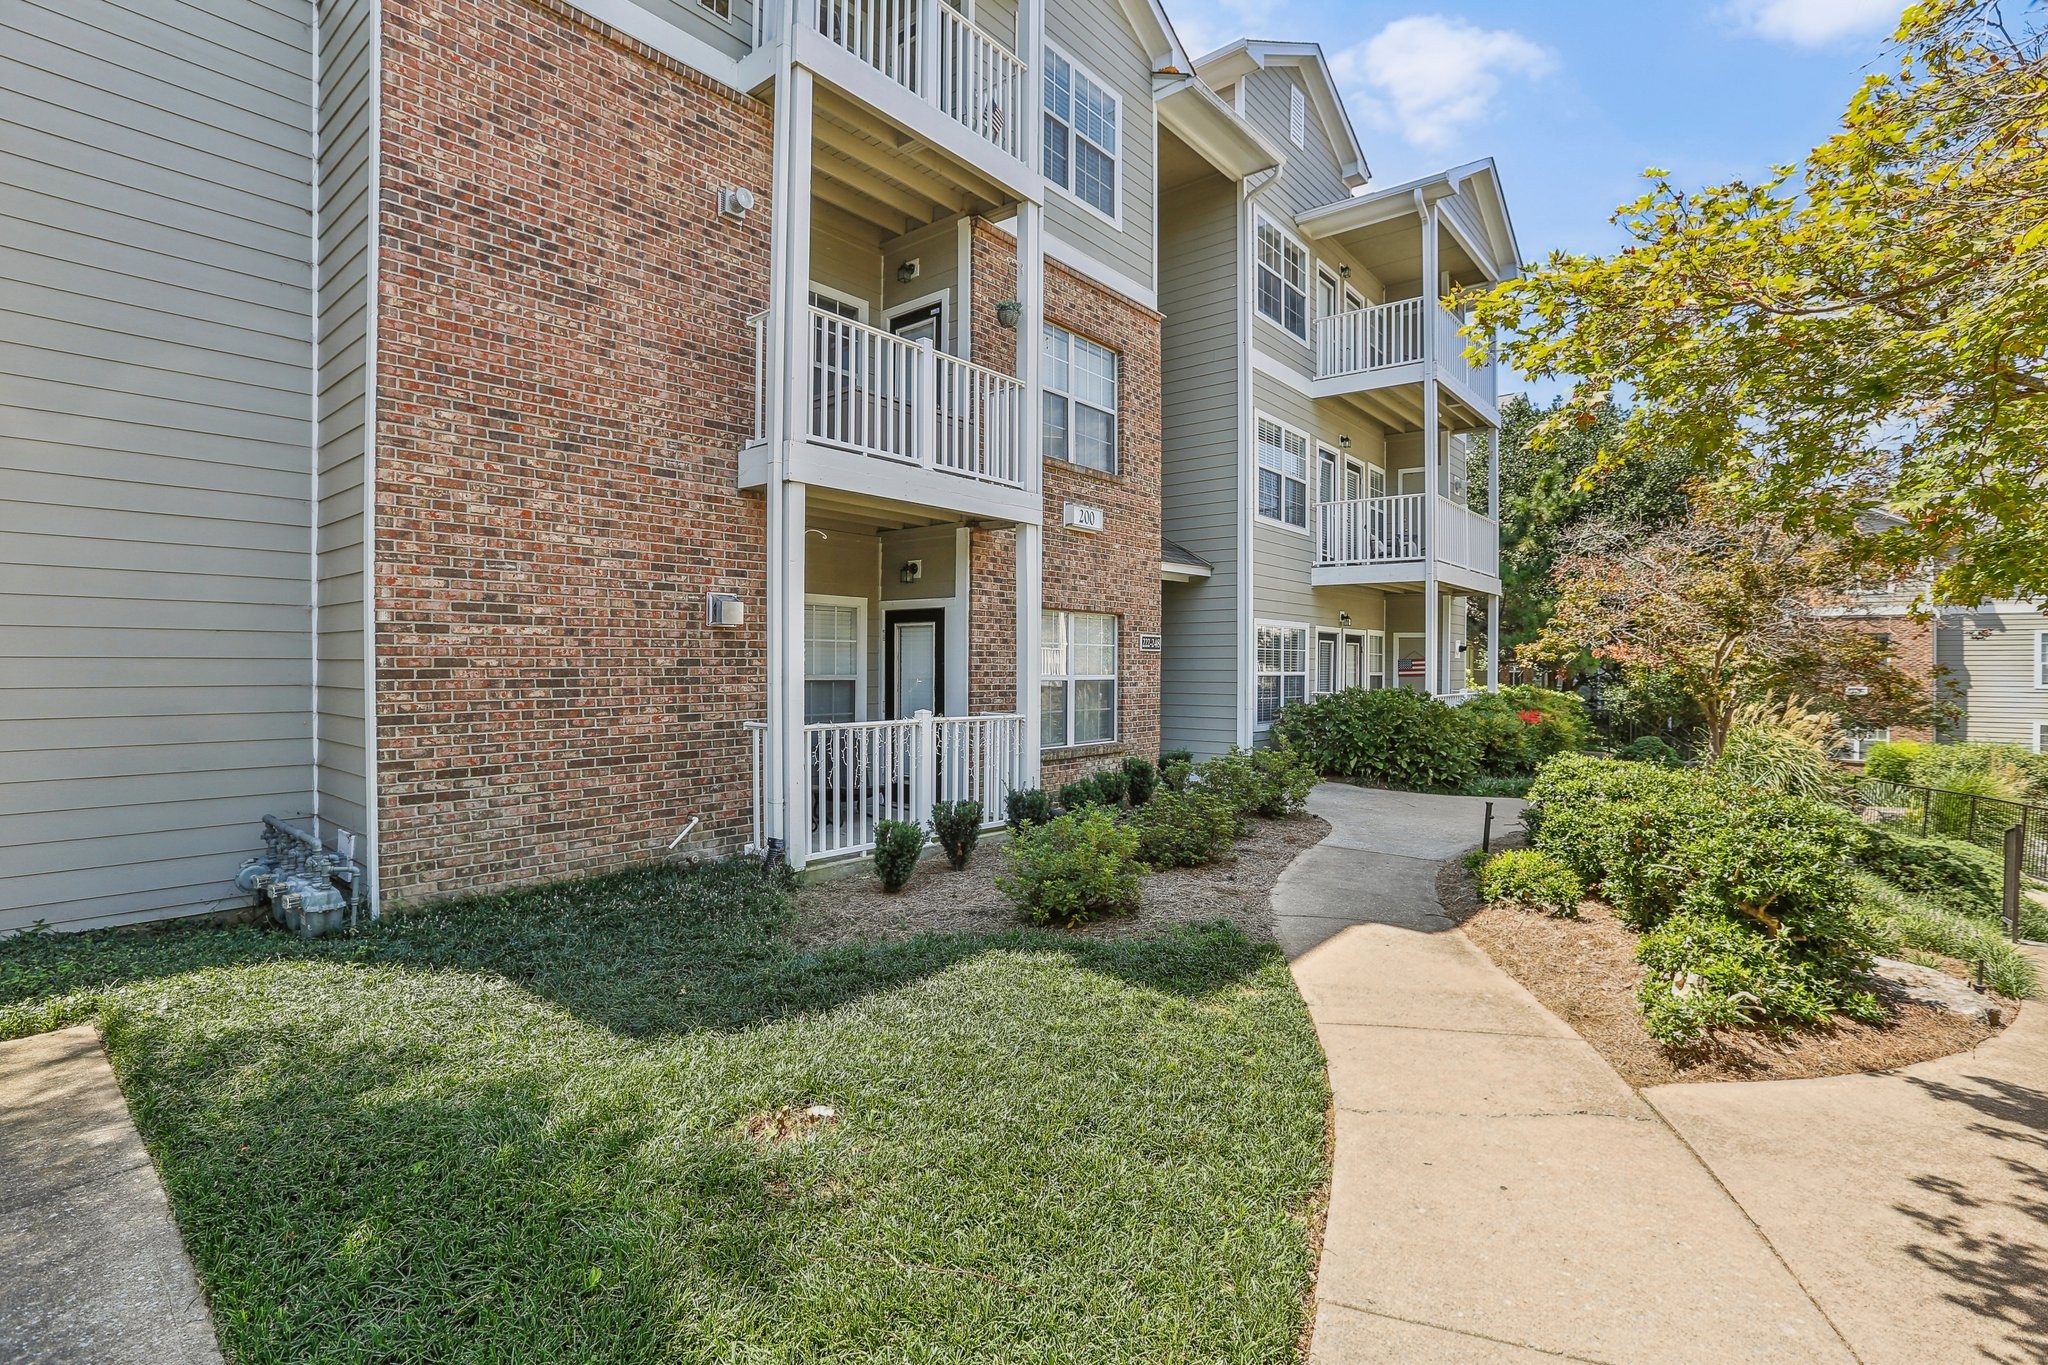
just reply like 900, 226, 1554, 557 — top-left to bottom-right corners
0, 860, 1328, 1363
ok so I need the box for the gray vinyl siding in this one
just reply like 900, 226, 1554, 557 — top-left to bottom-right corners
1042, 0, 1154, 294
1157, 171, 1238, 758
811, 208, 882, 317
0, 0, 317, 932
1938, 606, 2048, 750
629, 0, 755, 59
315, 0, 371, 838
882, 217, 963, 352
1238, 69, 1349, 219
1248, 372, 1397, 623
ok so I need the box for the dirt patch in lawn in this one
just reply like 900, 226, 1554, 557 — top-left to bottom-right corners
792, 814, 1330, 949
1438, 854, 2007, 1088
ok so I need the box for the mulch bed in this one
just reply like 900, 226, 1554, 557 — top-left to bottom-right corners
792, 814, 1332, 948
1437, 852, 2010, 1087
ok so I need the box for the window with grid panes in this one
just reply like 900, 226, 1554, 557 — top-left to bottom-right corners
1257, 624, 1308, 726
1257, 417, 1309, 528
1044, 49, 1117, 219
1041, 611, 1118, 747
1043, 324, 1118, 472
1256, 216, 1308, 338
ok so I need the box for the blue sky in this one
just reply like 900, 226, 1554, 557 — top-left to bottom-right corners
1168, 0, 1906, 270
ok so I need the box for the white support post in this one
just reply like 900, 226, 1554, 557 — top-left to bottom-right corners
1014, 196, 1044, 791
914, 339, 938, 470
912, 708, 937, 827
1487, 424, 1501, 526
1486, 593, 1501, 694
1420, 202, 1442, 697
915, 0, 937, 101
1017, 0, 1043, 170
1016, 520, 1042, 790
765, 64, 814, 865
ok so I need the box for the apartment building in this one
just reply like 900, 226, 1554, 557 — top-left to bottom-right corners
1158, 42, 1515, 756
5, 0, 1291, 931
1839, 583, 2048, 756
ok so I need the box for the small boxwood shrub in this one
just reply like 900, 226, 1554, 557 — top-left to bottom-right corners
872, 819, 924, 892
1057, 777, 1106, 813
1477, 849, 1583, 918
1861, 739, 1926, 785
1121, 756, 1158, 806
929, 799, 983, 871
1194, 744, 1316, 818
1093, 766, 1131, 806
1159, 757, 1193, 793
1457, 686, 1592, 776
1270, 688, 1480, 791
1130, 791, 1237, 869
996, 808, 1144, 926
1613, 735, 1680, 768
1635, 911, 1883, 1046
1005, 787, 1054, 831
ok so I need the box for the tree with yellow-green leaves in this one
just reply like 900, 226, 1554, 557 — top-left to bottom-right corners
1472, 0, 2048, 605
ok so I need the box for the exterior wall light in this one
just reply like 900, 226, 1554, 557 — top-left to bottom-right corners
900, 559, 923, 584
896, 259, 920, 283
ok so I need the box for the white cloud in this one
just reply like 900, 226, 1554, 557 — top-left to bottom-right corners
1726, 0, 1900, 47
1332, 16, 1555, 153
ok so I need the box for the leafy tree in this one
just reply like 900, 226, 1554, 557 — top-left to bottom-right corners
1472, 1, 2048, 604
1494, 395, 1691, 646
1533, 503, 1934, 756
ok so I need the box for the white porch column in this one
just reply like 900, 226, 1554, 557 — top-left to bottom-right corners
764, 64, 814, 864
1014, 189, 1044, 789
1419, 202, 1442, 696
1486, 592, 1501, 694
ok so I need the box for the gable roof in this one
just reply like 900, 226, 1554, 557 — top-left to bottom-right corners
1190, 40, 1369, 189
1113, 0, 1191, 72
1296, 158, 1523, 282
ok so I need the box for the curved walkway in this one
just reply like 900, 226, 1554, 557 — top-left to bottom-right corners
1282, 784, 1854, 1363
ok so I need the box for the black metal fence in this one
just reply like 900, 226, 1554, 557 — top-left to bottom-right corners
1853, 776, 2048, 881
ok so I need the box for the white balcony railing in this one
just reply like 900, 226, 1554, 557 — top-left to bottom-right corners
748, 710, 1027, 860
764, 306, 1026, 488
805, 0, 1026, 161
1313, 492, 1428, 567
1312, 298, 1424, 380
1314, 493, 1500, 578
1434, 305, 1497, 407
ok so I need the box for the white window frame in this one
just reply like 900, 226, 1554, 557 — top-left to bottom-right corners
1254, 211, 1310, 340
807, 283, 868, 322
2036, 630, 2047, 688
1842, 727, 1891, 762
1256, 413, 1311, 533
2035, 720, 2047, 755
1366, 630, 1388, 689
1041, 609, 1119, 749
1042, 44, 1121, 227
1042, 322, 1119, 473
803, 594, 868, 725
1255, 621, 1310, 729
1288, 83, 1308, 149
883, 289, 950, 346
1314, 628, 1341, 696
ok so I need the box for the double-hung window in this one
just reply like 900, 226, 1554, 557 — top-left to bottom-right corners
2036, 630, 2048, 688
1256, 215, 1308, 338
1256, 624, 1308, 727
1042, 611, 1118, 747
1314, 630, 1341, 696
1043, 324, 1118, 472
1257, 417, 1309, 529
1367, 631, 1388, 689
804, 598, 864, 724
1044, 49, 1117, 220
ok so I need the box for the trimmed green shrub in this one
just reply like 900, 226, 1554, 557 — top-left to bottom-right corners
1477, 849, 1583, 918
929, 799, 983, 871
1005, 787, 1054, 831
1093, 767, 1131, 806
872, 819, 924, 892
1614, 735, 1680, 768
996, 808, 1145, 926
1159, 758, 1193, 793
1129, 790, 1238, 869
1057, 777, 1106, 813
1270, 688, 1480, 791
1457, 686, 1592, 776
1122, 756, 1158, 806
1160, 749, 1194, 769
1635, 911, 1884, 1046
1194, 744, 1316, 819
1861, 739, 1927, 785
1856, 824, 2048, 938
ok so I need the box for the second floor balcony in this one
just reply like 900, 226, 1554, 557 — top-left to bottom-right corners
744, 305, 1037, 522
1308, 298, 1497, 412
1311, 490, 1500, 594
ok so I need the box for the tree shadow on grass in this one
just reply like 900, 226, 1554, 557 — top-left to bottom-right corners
1892, 1072, 2048, 1363
2, 859, 1285, 1044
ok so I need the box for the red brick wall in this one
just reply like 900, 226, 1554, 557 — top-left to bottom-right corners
966, 222, 1163, 787
374, 0, 771, 903
1851, 612, 1938, 744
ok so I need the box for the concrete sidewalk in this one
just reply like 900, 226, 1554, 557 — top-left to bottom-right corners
0, 1025, 222, 1365
1282, 784, 1854, 1363
1647, 953, 2048, 1363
